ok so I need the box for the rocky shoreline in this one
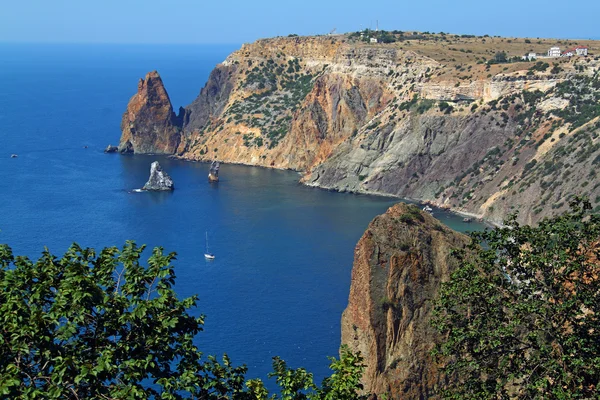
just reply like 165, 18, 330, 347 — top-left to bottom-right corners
115, 34, 600, 226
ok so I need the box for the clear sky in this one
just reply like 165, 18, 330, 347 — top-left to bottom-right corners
0, 0, 598, 44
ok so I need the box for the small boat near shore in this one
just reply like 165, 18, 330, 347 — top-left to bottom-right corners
422, 205, 433, 213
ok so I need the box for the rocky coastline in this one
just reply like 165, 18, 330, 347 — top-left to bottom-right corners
115, 34, 600, 226
109, 32, 600, 396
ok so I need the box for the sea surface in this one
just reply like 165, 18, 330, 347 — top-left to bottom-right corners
0, 43, 486, 387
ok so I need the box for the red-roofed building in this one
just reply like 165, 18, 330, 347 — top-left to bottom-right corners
562, 46, 588, 57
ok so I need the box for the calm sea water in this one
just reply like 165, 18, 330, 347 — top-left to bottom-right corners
0, 43, 485, 386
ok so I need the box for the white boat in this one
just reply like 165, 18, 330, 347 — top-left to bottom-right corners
423, 205, 433, 213
204, 231, 215, 260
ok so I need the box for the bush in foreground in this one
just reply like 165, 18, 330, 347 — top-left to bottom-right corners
0, 241, 366, 399
433, 199, 600, 399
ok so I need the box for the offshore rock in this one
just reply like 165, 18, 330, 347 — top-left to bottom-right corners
208, 160, 220, 183
119, 71, 183, 154
341, 203, 469, 398
142, 161, 174, 191
104, 144, 118, 153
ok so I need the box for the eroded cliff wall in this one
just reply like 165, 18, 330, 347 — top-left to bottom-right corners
341, 203, 469, 398
118, 35, 600, 224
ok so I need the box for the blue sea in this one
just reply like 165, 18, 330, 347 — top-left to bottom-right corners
0, 43, 485, 388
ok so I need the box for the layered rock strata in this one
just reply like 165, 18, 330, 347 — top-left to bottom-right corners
118, 35, 600, 224
341, 203, 469, 398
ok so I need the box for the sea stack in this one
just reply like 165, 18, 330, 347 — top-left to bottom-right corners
341, 203, 470, 398
208, 160, 220, 183
142, 161, 174, 191
119, 71, 184, 155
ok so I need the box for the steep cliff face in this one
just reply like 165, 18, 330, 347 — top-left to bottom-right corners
305, 72, 600, 226
341, 203, 469, 398
177, 37, 406, 170
119, 71, 183, 154
118, 34, 600, 224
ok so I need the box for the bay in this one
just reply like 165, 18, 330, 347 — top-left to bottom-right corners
0, 43, 485, 386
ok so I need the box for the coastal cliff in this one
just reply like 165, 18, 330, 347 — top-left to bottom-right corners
341, 203, 469, 398
118, 33, 600, 224
119, 71, 183, 154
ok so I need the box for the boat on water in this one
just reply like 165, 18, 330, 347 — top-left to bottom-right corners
422, 205, 433, 213
10, 154, 17, 158
208, 160, 220, 183
204, 231, 215, 260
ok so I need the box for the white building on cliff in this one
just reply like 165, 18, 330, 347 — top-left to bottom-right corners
548, 47, 561, 57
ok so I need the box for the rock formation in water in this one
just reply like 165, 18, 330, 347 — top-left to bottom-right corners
119, 71, 183, 154
104, 144, 118, 153
118, 34, 600, 224
142, 161, 174, 191
341, 203, 470, 398
208, 160, 220, 183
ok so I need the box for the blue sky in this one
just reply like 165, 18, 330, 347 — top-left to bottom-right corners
0, 0, 598, 44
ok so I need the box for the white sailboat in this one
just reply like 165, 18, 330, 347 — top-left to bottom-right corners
204, 231, 215, 260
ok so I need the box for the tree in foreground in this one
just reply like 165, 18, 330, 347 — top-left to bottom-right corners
0, 241, 366, 399
433, 199, 600, 399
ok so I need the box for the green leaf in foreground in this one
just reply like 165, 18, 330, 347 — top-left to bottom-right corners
433, 198, 600, 399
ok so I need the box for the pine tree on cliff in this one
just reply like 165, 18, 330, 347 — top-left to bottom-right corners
433, 198, 600, 399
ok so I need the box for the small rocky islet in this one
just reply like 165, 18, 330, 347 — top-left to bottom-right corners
142, 161, 174, 191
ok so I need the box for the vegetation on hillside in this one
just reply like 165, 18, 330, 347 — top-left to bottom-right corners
0, 241, 367, 399
219, 57, 316, 149
433, 199, 600, 399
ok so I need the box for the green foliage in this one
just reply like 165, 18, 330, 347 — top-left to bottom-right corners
438, 101, 454, 114
554, 75, 600, 129
433, 199, 600, 399
493, 51, 507, 63
263, 346, 368, 400
529, 61, 549, 72
415, 99, 435, 114
224, 56, 316, 148
0, 241, 205, 399
317, 346, 367, 400
0, 242, 369, 399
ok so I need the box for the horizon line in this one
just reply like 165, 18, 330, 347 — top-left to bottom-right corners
0, 31, 599, 46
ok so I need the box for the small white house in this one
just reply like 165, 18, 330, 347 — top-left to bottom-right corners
576, 46, 588, 56
370, 37, 378, 44
522, 52, 537, 61
548, 47, 561, 57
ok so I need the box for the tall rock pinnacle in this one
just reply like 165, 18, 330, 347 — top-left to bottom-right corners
341, 203, 470, 398
118, 71, 183, 154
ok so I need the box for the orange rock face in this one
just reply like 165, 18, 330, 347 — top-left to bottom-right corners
119, 71, 183, 154
341, 203, 470, 398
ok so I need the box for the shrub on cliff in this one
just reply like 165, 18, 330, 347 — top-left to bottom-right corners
433, 198, 600, 399
0, 241, 367, 399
